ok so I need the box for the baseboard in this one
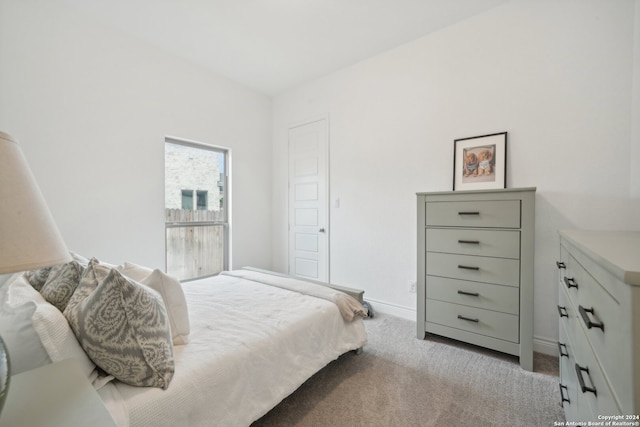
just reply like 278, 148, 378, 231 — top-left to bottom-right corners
363, 298, 415, 321
364, 298, 559, 357
533, 335, 558, 357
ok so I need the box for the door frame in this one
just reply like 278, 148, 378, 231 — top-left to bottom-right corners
287, 114, 330, 282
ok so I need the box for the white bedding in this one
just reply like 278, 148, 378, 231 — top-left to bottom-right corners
101, 273, 367, 427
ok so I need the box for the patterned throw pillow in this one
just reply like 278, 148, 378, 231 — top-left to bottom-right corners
23, 267, 53, 291
64, 258, 111, 321
39, 261, 84, 312
64, 267, 174, 389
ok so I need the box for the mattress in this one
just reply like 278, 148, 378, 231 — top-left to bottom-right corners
100, 272, 367, 427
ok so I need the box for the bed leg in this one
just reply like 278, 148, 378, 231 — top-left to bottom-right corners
353, 347, 363, 355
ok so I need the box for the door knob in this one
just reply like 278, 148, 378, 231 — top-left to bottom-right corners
319, 228, 325, 233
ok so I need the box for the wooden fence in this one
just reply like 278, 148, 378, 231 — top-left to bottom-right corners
165, 208, 224, 223
165, 209, 225, 281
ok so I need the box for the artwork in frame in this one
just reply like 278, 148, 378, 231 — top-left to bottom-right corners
453, 132, 507, 191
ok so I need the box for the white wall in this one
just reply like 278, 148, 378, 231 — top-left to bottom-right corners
0, 1, 272, 271
273, 0, 640, 353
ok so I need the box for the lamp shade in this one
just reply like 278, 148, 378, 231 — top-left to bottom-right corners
0, 131, 71, 273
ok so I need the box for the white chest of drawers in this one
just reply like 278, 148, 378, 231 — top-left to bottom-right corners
417, 188, 535, 371
557, 230, 640, 422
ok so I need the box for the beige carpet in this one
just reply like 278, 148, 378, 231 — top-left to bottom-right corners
253, 313, 565, 427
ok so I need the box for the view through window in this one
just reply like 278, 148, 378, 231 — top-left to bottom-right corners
165, 138, 228, 281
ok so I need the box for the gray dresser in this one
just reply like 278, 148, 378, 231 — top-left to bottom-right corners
417, 188, 535, 371
557, 230, 640, 422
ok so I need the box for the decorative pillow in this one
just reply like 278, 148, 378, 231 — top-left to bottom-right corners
65, 268, 174, 389
63, 258, 111, 323
39, 260, 84, 312
0, 274, 96, 377
119, 262, 191, 345
23, 267, 53, 291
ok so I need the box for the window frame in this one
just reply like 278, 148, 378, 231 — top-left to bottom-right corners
164, 136, 231, 280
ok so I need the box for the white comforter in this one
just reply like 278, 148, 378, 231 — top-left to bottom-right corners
100, 273, 367, 427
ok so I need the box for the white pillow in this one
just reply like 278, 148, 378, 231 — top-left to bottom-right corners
0, 274, 96, 377
116, 261, 152, 282
141, 269, 191, 345
3, 273, 47, 306
119, 262, 191, 345
32, 301, 96, 377
0, 300, 51, 374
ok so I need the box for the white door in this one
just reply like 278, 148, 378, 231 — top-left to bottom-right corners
288, 118, 328, 282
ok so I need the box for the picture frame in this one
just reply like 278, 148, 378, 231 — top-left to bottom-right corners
453, 132, 507, 191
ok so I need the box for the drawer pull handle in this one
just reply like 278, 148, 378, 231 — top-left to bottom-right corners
563, 277, 578, 289
457, 290, 480, 297
458, 239, 480, 245
559, 384, 570, 407
557, 305, 568, 318
557, 342, 569, 358
578, 305, 605, 332
458, 211, 480, 216
458, 265, 480, 271
575, 364, 597, 396
457, 315, 479, 323
556, 261, 566, 269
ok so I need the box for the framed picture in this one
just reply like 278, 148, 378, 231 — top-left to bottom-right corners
453, 132, 507, 191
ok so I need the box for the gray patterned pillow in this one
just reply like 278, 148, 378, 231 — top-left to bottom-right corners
64, 268, 174, 389
64, 258, 111, 321
23, 267, 53, 291
39, 261, 84, 312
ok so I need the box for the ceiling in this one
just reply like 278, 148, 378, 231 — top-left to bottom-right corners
62, 0, 510, 96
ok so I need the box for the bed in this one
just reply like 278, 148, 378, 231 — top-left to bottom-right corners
0, 259, 368, 427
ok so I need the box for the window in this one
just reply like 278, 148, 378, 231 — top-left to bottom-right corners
181, 190, 194, 210
165, 138, 229, 281
196, 190, 208, 210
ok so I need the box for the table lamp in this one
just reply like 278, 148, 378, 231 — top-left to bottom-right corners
0, 131, 72, 414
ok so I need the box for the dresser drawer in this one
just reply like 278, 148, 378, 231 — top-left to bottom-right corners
568, 259, 630, 411
571, 310, 622, 416
426, 252, 520, 287
425, 200, 521, 228
426, 276, 519, 315
426, 228, 520, 259
426, 299, 519, 343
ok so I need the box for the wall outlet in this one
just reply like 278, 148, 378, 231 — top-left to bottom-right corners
408, 280, 417, 293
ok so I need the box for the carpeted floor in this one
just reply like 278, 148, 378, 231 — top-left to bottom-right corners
253, 313, 565, 427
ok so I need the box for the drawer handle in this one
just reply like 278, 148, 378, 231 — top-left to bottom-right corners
457, 290, 480, 297
557, 342, 569, 358
457, 315, 479, 323
578, 305, 604, 332
556, 261, 566, 269
575, 364, 597, 396
458, 211, 480, 216
458, 239, 480, 245
559, 384, 570, 407
458, 265, 480, 271
557, 305, 568, 318
563, 277, 578, 289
